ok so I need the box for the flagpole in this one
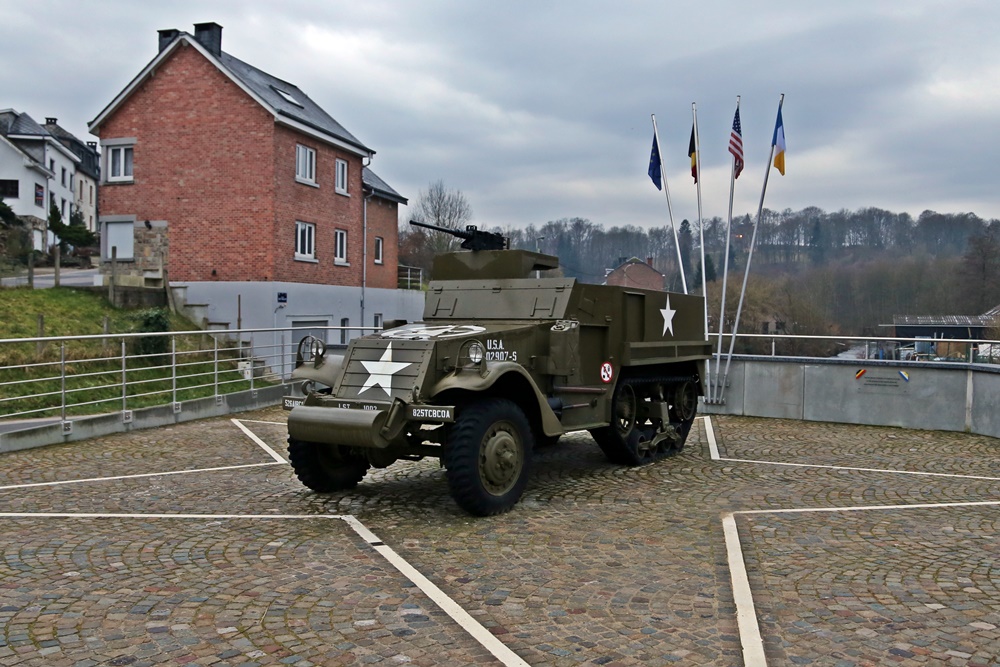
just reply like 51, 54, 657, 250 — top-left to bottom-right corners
651, 114, 687, 294
720, 93, 784, 402
713, 95, 739, 403
692, 103, 711, 400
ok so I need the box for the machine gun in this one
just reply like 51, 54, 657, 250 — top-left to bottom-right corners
409, 220, 509, 251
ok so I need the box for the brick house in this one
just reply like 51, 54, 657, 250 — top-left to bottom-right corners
604, 257, 665, 291
88, 22, 419, 345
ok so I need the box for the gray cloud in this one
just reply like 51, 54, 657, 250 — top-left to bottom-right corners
4, 0, 999, 230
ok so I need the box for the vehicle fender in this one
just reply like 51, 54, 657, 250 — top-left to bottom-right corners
430, 361, 563, 437
290, 354, 344, 389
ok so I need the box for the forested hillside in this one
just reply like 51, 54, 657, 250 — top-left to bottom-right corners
401, 207, 1000, 338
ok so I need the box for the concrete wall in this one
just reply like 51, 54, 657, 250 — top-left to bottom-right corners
0, 384, 287, 454
702, 357, 1000, 439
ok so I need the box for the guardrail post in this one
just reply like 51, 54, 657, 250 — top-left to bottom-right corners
249, 331, 256, 397
171, 336, 180, 414
60, 343, 68, 432
121, 339, 132, 424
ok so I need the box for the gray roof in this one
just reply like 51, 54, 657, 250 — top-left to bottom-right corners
91, 32, 374, 157
892, 314, 996, 327
362, 167, 407, 204
0, 109, 48, 138
217, 51, 372, 155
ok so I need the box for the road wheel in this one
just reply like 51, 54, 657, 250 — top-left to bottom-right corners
287, 438, 369, 492
444, 398, 533, 516
590, 380, 655, 465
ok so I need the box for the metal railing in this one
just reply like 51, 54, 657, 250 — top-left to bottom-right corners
2, 328, 997, 426
0, 326, 366, 423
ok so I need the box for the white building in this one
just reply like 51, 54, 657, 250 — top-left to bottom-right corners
0, 109, 81, 250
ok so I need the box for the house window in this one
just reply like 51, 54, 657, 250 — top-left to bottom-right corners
0, 180, 17, 199
373, 313, 383, 329
296, 144, 316, 184
334, 229, 348, 264
103, 220, 134, 260
374, 236, 384, 264
295, 221, 316, 260
61, 168, 66, 187
107, 145, 134, 182
335, 159, 348, 194
61, 199, 67, 220
34, 183, 44, 207
340, 317, 350, 345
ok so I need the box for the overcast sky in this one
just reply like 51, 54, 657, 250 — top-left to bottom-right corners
4, 1, 999, 229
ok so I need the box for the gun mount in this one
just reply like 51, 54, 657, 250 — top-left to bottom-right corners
409, 220, 508, 251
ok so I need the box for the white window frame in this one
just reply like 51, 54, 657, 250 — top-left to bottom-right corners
103, 219, 135, 261
335, 159, 348, 195
334, 229, 348, 265
374, 236, 384, 264
106, 145, 134, 183
373, 313, 383, 330
296, 144, 316, 185
295, 220, 316, 261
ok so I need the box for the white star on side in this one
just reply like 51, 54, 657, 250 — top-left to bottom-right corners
358, 343, 411, 395
660, 297, 676, 336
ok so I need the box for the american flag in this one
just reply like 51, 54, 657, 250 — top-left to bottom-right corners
729, 108, 744, 179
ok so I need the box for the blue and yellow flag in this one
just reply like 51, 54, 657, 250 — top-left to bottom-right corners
772, 106, 786, 175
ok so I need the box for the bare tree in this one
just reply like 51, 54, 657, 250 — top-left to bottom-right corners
400, 180, 474, 271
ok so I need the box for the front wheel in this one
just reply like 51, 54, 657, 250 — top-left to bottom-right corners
443, 398, 533, 516
287, 438, 369, 492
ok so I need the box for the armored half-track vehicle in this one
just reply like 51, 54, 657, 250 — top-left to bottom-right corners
286, 223, 711, 516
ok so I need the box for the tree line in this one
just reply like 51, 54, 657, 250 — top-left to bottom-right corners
399, 183, 1000, 341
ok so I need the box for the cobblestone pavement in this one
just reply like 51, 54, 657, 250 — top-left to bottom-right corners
0, 410, 998, 666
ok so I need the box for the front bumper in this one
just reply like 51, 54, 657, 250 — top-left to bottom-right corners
287, 397, 455, 449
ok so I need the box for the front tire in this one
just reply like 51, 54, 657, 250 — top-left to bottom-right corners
287, 438, 369, 492
444, 398, 533, 516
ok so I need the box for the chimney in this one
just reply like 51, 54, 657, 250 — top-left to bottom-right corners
45, 117, 58, 126
646, 257, 653, 266
158, 28, 180, 52
193, 22, 223, 56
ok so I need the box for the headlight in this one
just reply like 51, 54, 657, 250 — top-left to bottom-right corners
467, 341, 484, 364
310, 338, 326, 361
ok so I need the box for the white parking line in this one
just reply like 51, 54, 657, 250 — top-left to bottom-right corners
232, 418, 287, 463
705, 414, 1000, 667
0, 511, 529, 667
0, 462, 283, 491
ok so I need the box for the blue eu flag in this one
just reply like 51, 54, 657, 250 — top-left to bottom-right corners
648, 134, 662, 190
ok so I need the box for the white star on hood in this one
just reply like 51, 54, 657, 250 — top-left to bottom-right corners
660, 297, 676, 336
359, 343, 411, 395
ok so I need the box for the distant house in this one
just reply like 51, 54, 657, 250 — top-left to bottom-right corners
0, 109, 81, 250
42, 118, 100, 234
887, 303, 1000, 340
88, 22, 420, 339
604, 257, 665, 291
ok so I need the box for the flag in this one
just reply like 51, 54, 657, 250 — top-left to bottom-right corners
772, 106, 786, 175
648, 133, 662, 190
688, 126, 697, 183
729, 107, 744, 179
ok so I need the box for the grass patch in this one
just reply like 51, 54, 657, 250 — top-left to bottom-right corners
0, 287, 269, 419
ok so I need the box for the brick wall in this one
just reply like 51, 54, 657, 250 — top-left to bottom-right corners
364, 196, 400, 289
99, 43, 277, 283
271, 125, 366, 286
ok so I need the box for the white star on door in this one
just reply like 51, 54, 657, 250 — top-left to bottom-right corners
660, 297, 676, 336
358, 343, 411, 395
